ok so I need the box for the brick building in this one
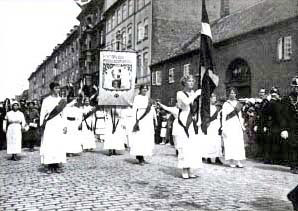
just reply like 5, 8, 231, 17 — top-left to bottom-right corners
151, 0, 298, 106
28, 26, 80, 100
28, 0, 266, 101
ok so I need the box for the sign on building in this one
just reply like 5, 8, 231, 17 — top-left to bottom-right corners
98, 50, 137, 106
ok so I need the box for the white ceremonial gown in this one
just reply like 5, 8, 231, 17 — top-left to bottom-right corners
175, 91, 202, 169
103, 108, 126, 151
221, 100, 246, 161
81, 106, 96, 150
63, 105, 83, 154
130, 95, 156, 156
201, 105, 222, 158
5, 111, 26, 154
40, 96, 66, 164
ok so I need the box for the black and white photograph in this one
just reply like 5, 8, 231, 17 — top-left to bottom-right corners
0, 0, 298, 210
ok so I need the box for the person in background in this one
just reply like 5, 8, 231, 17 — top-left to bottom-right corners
221, 87, 246, 168
280, 76, 298, 174
0, 102, 6, 150
130, 85, 157, 165
254, 88, 269, 160
24, 101, 40, 152
3, 101, 27, 161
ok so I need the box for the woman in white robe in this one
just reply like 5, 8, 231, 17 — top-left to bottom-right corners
221, 87, 246, 168
80, 98, 96, 151
174, 75, 202, 179
63, 99, 83, 155
103, 107, 126, 155
40, 82, 66, 174
201, 93, 223, 161
130, 85, 157, 165
3, 101, 27, 161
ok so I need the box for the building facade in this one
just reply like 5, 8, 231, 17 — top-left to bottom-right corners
28, 26, 80, 100
151, 0, 298, 105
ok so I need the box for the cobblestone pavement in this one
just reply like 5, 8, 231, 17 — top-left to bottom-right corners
0, 143, 297, 211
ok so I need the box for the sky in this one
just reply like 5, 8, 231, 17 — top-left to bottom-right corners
0, 0, 81, 101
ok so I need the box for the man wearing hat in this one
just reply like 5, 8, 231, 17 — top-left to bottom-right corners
263, 87, 283, 164
280, 76, 298, 174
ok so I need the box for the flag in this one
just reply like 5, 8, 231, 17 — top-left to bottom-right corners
199, 0, 219, 135
73, 0, 91, 8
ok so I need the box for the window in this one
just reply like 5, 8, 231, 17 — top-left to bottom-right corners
111, 39, 115, 50
112, 13, 116, 29
183, 64, 190, 76
143, 18, 149, 40
156, 71, 162, 86
121, 30, 126, 50
127, 25, 132, 48
137, 22, 144, 42
143, 52, 149, 76
137, 55, 142, 78
117, 8, 122, 24
168, 68, 174, 83
277, 36, 292, 61
122, 1, 127, 20
128, 0, 133, 15
107, 18, 111, 32
152, 71, 156, 85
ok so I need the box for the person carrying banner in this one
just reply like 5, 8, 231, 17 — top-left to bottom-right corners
80, 97, 96, 151
40, 82, 67, 174
174, 75, 202, 179
3, 101, 27, 161
221, 87, 246, 168
130, 85, 157, 165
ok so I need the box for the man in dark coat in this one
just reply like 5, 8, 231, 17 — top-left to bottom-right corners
254, 88, 269, 160
0, 102, 6, 150
24, 101, 40, 151
263, 87, 283, 164
281, 76, 298, 174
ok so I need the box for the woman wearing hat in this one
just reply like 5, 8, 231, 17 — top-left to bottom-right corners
2, 101, 27, 161
280, 76, 298, 174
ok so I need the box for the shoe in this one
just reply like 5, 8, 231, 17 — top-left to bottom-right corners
55, 168, 63, 174
182, 169, 189, 179
236, 163, 244, 168
229, 164, 236, 168
206, 158, 212, 164
46, 169, 52, 174
189, 174, 198, 179
215, 157, 223, 165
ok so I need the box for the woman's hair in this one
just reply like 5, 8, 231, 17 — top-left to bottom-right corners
180, 74, 194, 87
139, 85, 148, 93
49, 82, 60, 90
226, 87, 238, 96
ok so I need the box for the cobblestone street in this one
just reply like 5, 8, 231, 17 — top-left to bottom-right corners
0, 144, 297, 211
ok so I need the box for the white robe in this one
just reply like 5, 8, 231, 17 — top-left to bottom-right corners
130, 95, 156, 156
221, 100, 246, 161
94, 109, 106, 139
81, 106, 96, 150
4, 111, 26, 154
103, 108, 126, 151
201, 105, 223, 158
63, 105, 83, 154
40, 96, 66, 164
175, 91, 202, 169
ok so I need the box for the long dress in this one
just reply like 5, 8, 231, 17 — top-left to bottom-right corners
130, 95, 156, 157
40, 96, 66, 165
175, 90, 202, 169
63, 104, 83, 154
103, 108, 126, 151
81, 105, 96, 150
201, 105, 222, 158
5, 110, 26, 154
221, 100, 246, 161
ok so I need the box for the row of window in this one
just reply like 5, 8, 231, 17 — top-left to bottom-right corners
106, 0, 150, 33
277, 36, 292, 61
107, 17, 149, 50
152, 64, 191, 86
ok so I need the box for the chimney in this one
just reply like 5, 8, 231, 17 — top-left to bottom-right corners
220, 0, 230, 17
